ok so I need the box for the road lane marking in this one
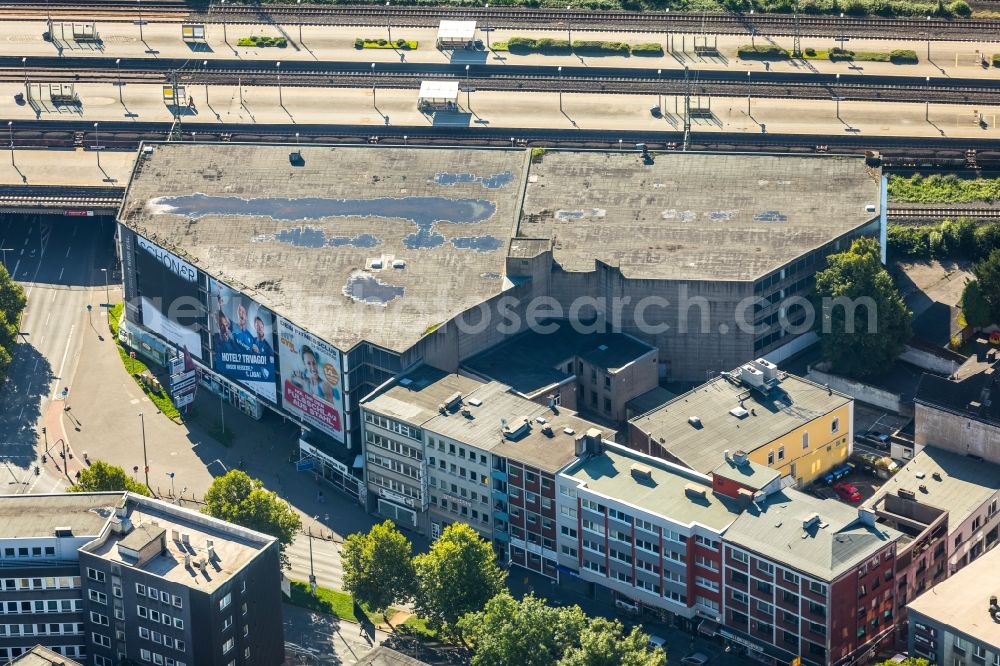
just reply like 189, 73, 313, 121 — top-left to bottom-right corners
44, 312, 50, 326
58, 267, 64, 281
11, 260, 19, 276
50, 324, 75, 399
65, 246, 71, 258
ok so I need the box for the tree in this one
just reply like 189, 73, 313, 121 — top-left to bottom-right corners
875, 659, 928, 666
70, 460, 151, 496
458, 592, 588, 666
0, 264, 26, 383
202, 470, 302, 567
973, 248, 1000, 324
814, 237, 912, 378
341, 520, 416, 625
960, 279, 993, 328
558, 617, 665, 666
413, 523, 506, 639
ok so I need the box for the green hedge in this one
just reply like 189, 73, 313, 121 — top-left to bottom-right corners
889, 49, 918, 64
737, 44, 789, 60
993, 54, 1000, 68
888, 219, 1000, 260
236, 36, 287, 48
506, 36, 572, 54
889, 173, 1000, 204
571, 40, 630, 55
355, 37, 416, 49
631, 42, 664, 56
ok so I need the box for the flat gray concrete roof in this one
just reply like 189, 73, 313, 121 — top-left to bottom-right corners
630, 371, 851, 474
563, 444, 743, 531
362, 365, 485, 426
519, 151, 879, 281
120, 144, 527, 353
0, 492, 120, 539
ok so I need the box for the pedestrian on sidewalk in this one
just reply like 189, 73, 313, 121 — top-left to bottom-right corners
317, 490, 324, 504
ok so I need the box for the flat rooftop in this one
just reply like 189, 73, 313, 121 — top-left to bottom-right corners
0, 492, 120, 539
724, 488, 903, 581
907, 544, 1000, 648
363, 365, 485, 426
120, 144, 527, 353
463, 324, 655, 398
425, 379, 613, 472
712, 456, 780, 490
519, 151, 879, 281
630, 372, 852, 474
563, 444, 742, 531
865, 446, 1000, 529
83, 495, 274, 592
10, 645, 83, 666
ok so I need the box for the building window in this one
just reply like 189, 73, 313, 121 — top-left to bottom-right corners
809, 581, 827, 596
802, 432, 809, 448
767, 451, 774, 465
731, 549, 748, 564
219, 593, 232, 611
783, 570, 799, 584
92, 633, 111, 648
136, 583, 146, 596
831, 418, 840, 433
141, 649, 152, 662
222, 637, 235, 654
86, 568, 105, 583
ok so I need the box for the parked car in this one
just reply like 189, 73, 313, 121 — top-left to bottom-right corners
833, 481, 862, 503
680, 653, 710, 665
648, 635, 667, 652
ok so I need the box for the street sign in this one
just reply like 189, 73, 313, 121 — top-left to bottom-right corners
296, 459, 315, 472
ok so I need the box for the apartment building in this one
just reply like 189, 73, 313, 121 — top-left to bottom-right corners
629, 362, 853, 487
555, 442, 747, 626
9, 645, 83, 666
0, 492, 284, 666
721, 490, 904, 666
361, 365, 611, 546
867, 446, 1000, 586
907, 545, 1000, 666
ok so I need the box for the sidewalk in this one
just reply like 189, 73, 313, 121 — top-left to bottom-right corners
9, 19, 1000, 79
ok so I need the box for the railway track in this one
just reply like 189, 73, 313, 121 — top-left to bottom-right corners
3, 1, 1000, 40
885, 205, 1000, 220
8, 58, 1000, 105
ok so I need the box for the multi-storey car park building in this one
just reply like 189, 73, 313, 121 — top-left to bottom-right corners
721, 490, 904, 666
629, 362, 854, 488
0, 493, 284, 666
115, 144, 881, 499
906, 544, 1000, 666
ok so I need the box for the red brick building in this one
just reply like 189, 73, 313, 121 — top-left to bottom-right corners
721, 488, 903, 666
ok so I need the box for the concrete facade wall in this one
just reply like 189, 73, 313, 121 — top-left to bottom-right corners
915, 402, 1000, 466
808, 368, 912, 417
899, 344, 962, 376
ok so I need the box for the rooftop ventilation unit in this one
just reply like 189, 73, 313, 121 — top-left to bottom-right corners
208, 546, 216, 562
392, 260, 406, 269
802, 513, 821, 530
184, 554, 191, 568
752, 358, 778, 381
898, 488, 916, 500
461, 409, 474, 419
684, 483, 708, 500
54, 527, 73, 538
503, 419, 531, 440
563, 427, 575, 436
541, 425, 554, 437
631, 463, 653, 482
729, 406, 749, 418
399, 378, 413, 387
370, 259, 383, 270
932, 472, 942, 481
535, 417, 548, 424
467, 398, 483, 407
171, 529, 180, 542
688, 416, 702, 428
445, 392, 463, 410
181, 533, 191, 546
740, 364, 765, 388
733, 450, 750, 465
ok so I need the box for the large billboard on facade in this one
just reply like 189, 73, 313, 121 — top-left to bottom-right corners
208, 278, 277, 404
277, 318, 345, 443
135, 236, 204, 358
119, 225, 140, 324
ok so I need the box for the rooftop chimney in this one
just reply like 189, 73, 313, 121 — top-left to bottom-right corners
630, 463, 653, 482
685, 483, 708, 500
989, 596, 1000, 622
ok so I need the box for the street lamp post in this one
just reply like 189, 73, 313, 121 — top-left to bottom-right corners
925, 75, 930, 121
297, 0, 303, 44
386, 1, 392, 42
166, 471, 175, 497
116, 58, 122, 103
747, 70, 751, 117
93, 122, 101, 169
203, 60, 209, 105
371, 62, 376, 109
100, 267, 109, 309
21, 57, 27, 95
835, 73, 840, 119
465, 64, 470, 109
276, 61, 282, 106
566, 5, 572, 44
926, 15, 931, 61
838, 12, 844, 49
220, 0, 227, 45
484, 4, 490, 51
139, 412, 149, 489
7, 121, 13, 167
657, 68, 662, 113
558, 65, 563, 111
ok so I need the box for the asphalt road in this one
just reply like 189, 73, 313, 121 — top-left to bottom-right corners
0, 213, 116, 495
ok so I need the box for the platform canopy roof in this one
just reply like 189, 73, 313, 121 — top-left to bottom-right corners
418, 80, 460, 101
437, 20, 476, 42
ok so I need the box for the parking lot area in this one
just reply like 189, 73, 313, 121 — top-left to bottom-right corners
854, 403, 911, 442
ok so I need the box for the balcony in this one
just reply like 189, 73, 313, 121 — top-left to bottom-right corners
491, 469, 508, 483
494, 509, 509, 522
492, 488, 508, 502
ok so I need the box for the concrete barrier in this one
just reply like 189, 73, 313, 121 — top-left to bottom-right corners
807, 367, 912, 417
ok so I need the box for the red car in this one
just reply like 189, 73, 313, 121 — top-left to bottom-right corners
833, 482, 862, 503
